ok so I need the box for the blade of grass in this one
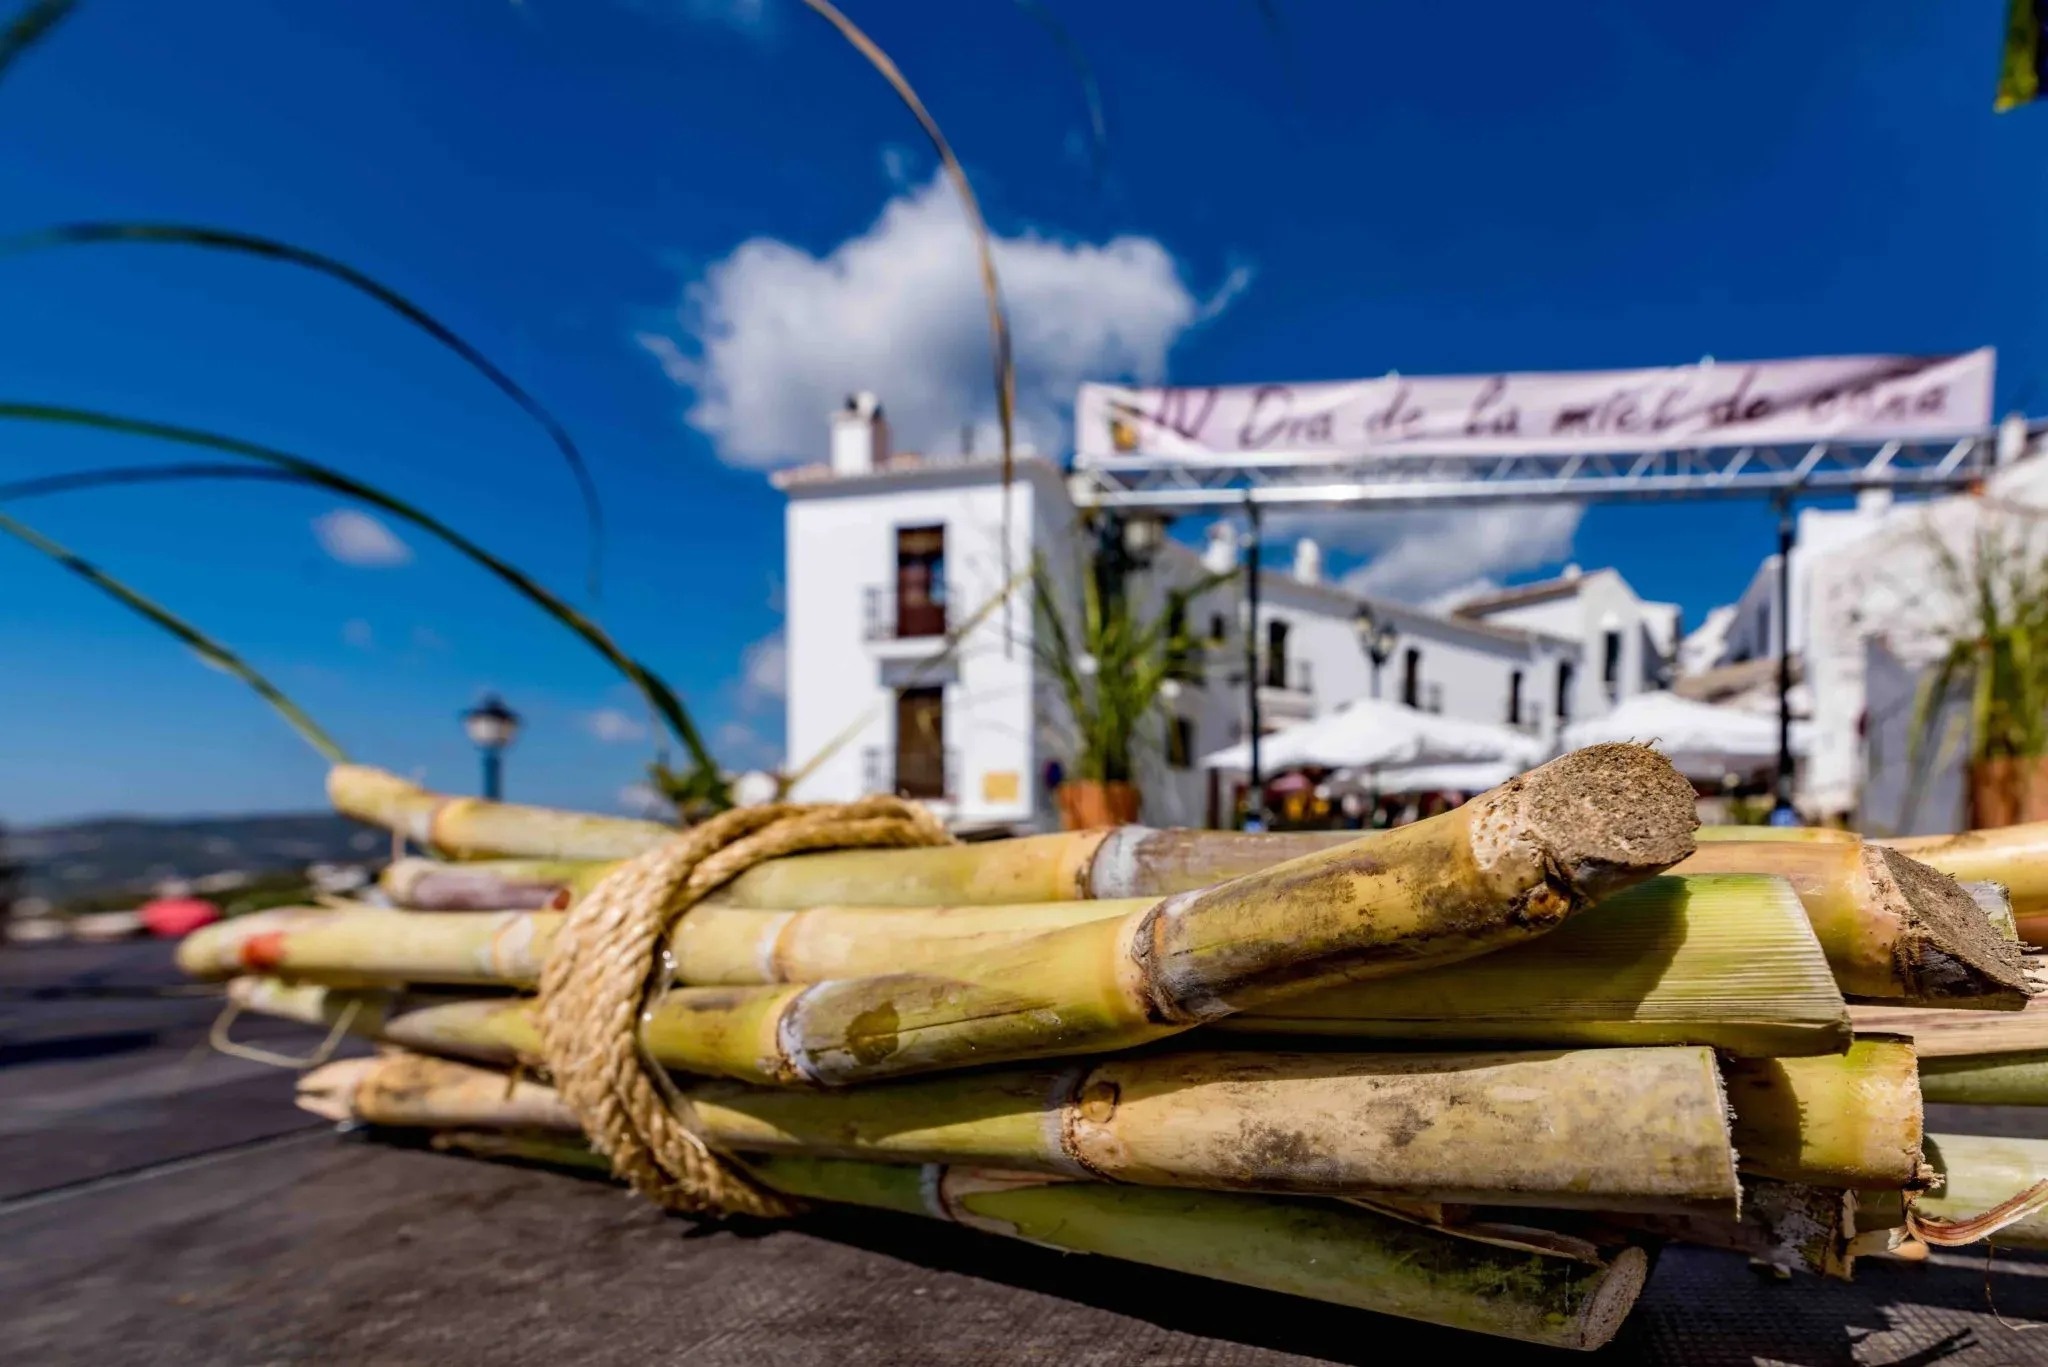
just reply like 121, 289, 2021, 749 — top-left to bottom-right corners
0, 506, 346, 762
0, 0, 75, 84
0, 222, 606, 599
798, 0, 1017, 655
0, 401, 720, 796
0, 462, 304, 501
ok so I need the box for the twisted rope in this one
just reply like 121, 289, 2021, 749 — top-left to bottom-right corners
533, 796, 952, 1218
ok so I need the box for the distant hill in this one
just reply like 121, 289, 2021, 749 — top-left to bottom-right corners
5, 813, 386, 907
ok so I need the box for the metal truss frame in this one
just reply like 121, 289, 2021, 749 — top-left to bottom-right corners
1069, 434, 1996, 510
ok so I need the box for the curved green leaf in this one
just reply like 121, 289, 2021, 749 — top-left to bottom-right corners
0, 402, 720, 797
0, 221, 606, 599
0, 462, 303, 501
0, 506, 347, 762
0, 0, 75, 84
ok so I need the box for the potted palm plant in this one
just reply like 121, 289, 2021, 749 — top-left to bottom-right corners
1031, 555, 1220, 829
1913, 518, 2048, 827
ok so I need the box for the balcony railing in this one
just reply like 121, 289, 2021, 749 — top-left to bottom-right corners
1257, 657, 1313, 695
863, 746, 960, 801
863, 585, 950, 641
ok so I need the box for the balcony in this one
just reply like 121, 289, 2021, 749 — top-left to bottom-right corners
1256, 656, 1315, 724
863, 584, 950, 648
863, 746, 960, 802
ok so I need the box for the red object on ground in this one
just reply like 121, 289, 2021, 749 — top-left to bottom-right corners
140, 897, 221, 938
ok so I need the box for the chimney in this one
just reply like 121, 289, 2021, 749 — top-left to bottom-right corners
1202, 520, 1239, 573
1856, 486, 1893, 515
831, 392, 888, 475
1292, 537, 1322, 584
1998, 411, 2030, 467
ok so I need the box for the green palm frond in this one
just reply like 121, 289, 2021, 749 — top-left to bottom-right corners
0, 507, 346, 762
0, 402, 721, 800
0, 0, 75, 84
0, 221, 607, 599
1030, 552, 1229, 783
1909, 515, 2048, 791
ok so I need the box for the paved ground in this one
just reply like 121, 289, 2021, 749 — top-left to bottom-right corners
9, 942, 2048, 1364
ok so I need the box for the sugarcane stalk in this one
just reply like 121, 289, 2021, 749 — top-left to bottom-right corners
1905, 1133, 2048, 1250
1218, 873, 1849, 1057
299, 1053, 577, 1131
185, 874, 1855, 1061
249, 746, 1701, 1085
1849, 997, 2048, 1058
1721, 1039, 1925, 1189
645, 746, 1698, 1085
1672, 839, 2028, 1005
328, 764, 671, 861
177, 899, 1140, 987
380, 857, 610, 911
1917, 1051, 2048, 1105
756, 1158, 1649, 1351
411, 1123, 1649, 1352
295, 1044, 1741, 1214
1892, 821, 2048, 918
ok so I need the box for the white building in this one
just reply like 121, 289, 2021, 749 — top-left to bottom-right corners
1680, 428, 2048, 827
778, 395, 1656, 832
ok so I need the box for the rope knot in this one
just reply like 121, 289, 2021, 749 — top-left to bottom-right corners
532, 795, 952, 1217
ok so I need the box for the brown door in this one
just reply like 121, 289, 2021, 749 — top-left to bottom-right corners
895, 526, 946, 638
895, 686, 946, 798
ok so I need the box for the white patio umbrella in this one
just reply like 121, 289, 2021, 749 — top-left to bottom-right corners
1353, 759, 1527, 795
1561, 690, 1809, 781
1201, 696, 1543, 773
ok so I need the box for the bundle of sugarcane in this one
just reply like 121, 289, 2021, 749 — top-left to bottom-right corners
187, 743, 2046, 1349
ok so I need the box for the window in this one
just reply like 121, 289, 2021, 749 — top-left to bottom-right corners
1166, 716, 1196, 770
1507, 670, 1524, 726
1401, 647, 1421, 708
1166, 601, 1198, 682
1425, 683, 1444, 714
1602, 629, 1622, 702
1264, 619, 1290, 689
894, 526, 946, 638
1556, 660, 1575, 722
1207, 612, 1227, 645
894, 686, 945, 798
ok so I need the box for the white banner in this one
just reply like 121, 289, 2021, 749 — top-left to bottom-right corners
1075, 349, 1995, 464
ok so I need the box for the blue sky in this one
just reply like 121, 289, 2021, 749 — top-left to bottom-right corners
0, 0, 2041, 823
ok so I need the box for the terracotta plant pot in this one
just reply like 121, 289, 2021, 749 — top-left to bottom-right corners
1056, 780, 1141, 830
1969, 756, 2048, 828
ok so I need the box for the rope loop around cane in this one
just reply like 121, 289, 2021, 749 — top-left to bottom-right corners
532, 795, 952, 1218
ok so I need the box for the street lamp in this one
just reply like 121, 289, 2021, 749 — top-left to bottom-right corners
461, 694, 522, 801
1354, 604, 1400, 699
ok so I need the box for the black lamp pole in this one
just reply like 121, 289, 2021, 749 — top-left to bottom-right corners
1771, 498, 1798, 824
462, 695, 522, 802
1242, 500, 1265, 832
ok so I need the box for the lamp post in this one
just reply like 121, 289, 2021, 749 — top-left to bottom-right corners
461, 694, 522, 801
1354, 604, 1399, 700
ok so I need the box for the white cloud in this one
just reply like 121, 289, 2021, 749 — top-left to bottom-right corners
342, 618, 376, 651
1271, 504, 1585, 605
644, 172, 1223, 468
581, 707, 648, 744
313, 509, 412, 568
742, 630, 786, 703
